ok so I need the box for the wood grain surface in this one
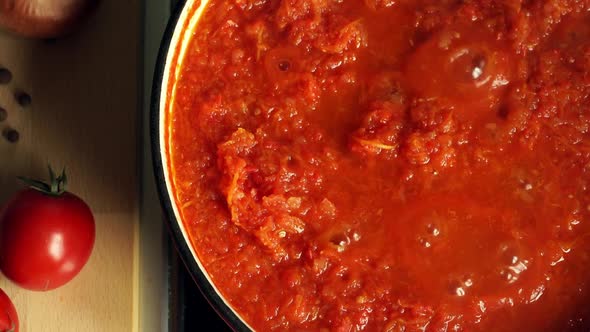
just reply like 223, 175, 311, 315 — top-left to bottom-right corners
0, 1, 140, 331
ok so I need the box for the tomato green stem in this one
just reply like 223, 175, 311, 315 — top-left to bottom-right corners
17, 165, 68, 196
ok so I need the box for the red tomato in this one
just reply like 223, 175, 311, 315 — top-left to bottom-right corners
0, 288, 18, 332
0, 170, 95, 291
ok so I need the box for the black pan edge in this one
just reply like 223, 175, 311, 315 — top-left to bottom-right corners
149, 1, 251, 331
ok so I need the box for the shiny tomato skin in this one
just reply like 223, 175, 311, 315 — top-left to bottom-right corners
0, 288, 18, 332
0, 189, 95, 291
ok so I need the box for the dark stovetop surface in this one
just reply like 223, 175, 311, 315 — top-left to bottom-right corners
169, 241, 232, 331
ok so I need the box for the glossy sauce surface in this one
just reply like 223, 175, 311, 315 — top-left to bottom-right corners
168, 1, 590, 330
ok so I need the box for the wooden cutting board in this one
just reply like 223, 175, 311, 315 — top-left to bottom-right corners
0, 1, 140, 331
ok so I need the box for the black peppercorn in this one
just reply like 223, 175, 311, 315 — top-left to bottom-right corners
14, 91, 32, 107
3, 128, 19, 143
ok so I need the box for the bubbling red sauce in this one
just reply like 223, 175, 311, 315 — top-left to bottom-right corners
168, 1, 590, 330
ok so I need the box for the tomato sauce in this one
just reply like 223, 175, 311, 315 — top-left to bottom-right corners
167, 0, 590, 330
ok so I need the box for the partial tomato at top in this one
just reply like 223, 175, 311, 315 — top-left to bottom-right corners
0, 0, 99, 38
0, 289, 18, 332
0, 168, 95, 291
